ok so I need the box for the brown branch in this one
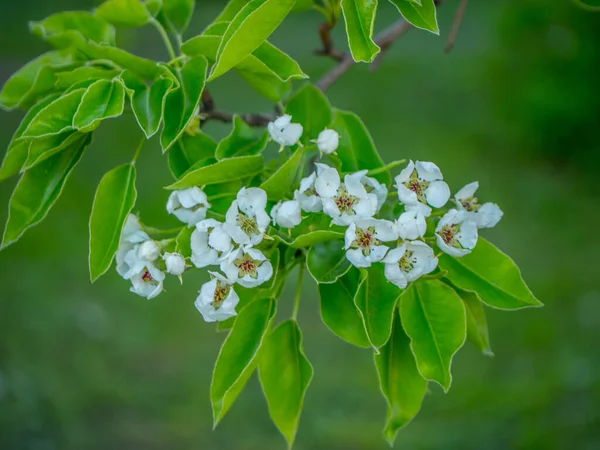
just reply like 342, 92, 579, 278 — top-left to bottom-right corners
314, 22, 344, 62
445, 0, 469, 53
202, 110, 274, 127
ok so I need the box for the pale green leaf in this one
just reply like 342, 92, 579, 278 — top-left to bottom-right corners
55, 66, 122, 90
73, 78, 126, 132
211, 297, 276, 426
340, 0, 380, 62
388, 0, 439, 34
215, 116, 268, 160
85, 42, 165, 80
399, 278, 466, 391
89, 163, 137, 281
213, 0, 248, 22
237, 70, 291, 102
1, 134, 91, 249
258, 320, 313, 448
285, 84, 332, 144
30, 11, 116, 47
168, 132, 217, 179
260, 148, 306, 201
306, 239, 352, 284
23, 130, 84, 171
160, 0, 195, 34
374, 313, 427, 446
439, 237, 542, 310
95, 0, 151, 27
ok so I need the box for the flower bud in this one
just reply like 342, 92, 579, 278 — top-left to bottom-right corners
163, 252, 186, 276
316, 129, 339, 154
138, 240, 160, 261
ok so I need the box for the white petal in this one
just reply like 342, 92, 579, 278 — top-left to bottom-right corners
369, 245, 389, 263
405, 202, 432, 218
316, 129, 339, 154
191, 248, 219, 268
457, 219, 478, 250
415, 161, 443, 181
375, 219, 398, 242
353, 195, 377, 218
397, 184, 418, 205
273, 114, 292, 129
476, 203, 503, 229
384, 263, 408, 289
315, 164, 340, 198
163, 252, 186, 276
344, 223, 357, 250
138, 240, 160, 261
322, 197, 341, 218
346, 248, 371, 268
436, 234, 470, 257
395, 160, 415, 184
397, 211, 426, 240
299, 172, 316, 193
222, 222, 250, 245
425, 180, 450, 208
455, 181, 479, 202
237, 187, 267, 213
281, 123, 303, 146
344, 174, 367, 198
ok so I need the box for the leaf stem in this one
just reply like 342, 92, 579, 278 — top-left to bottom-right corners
368, 159, 406, 176
131, 136, 146, 164
150, 18, 178, 64
292, 263, 305, 320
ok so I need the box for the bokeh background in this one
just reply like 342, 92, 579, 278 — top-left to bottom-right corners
1, 0, 599, 448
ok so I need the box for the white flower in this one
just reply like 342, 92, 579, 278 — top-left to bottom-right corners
138, 240, 160, 262
220, 246, 273, 288
397, 210, 427, 240
395, 160, 450, 215
295, 172, 322, 212
195, 272, 240, 322
129, 264, 165, 299
190, 219, 233, 268
316, 128, 339, 154
455, 181, 503, 229
352, 170, 388, 213
267, 114, 303, 147
435, 209, 478, 257
166, 187, 210, 226
223, 187, 271, 245
344, 219, 398, 268
315, 164, 379, 226
163, 252, 186, 276
121, 241, 163, 279
271, 199, 302, 228
116, 214, 150, 278
383, 241, 438, 289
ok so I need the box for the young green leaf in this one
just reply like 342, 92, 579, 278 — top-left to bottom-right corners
160, 0, 195, 35
0, 93, 61, 180
121, 70, 175, 138
439, 237, 542, 310
73, 78, 126, 132
84, 42, 166, 80
249, 42, 308, 82
258, 320, 313, 448
0, 50, 80, 111
211, 297, 276, 426
1, 134, 91, 250
374, 313, 427, 446
213, 0, 248, 22
237, 70, 291, 103
388, 0, 439, 34
166, 155, 264, 189
20, 88, 86, 139
95, 0, 152, 28
318, 270, 371, 348
306, 239, 352, 284
399, 278, 466, 391
260, 148, 306, 201
285, 84, 333, 144
88, 163, 137, 281
340, 0, 380, 62
55, 66, 122, 90
23, 130, 83, 171
215, 116, 269, 160
354, 264, 403, 350
30, 11, 116, 47
168, 132, 217, 179
181, 35, 220, 60
332, 109, 390, 185
209, 0, 297, 80
161, 57, 207, 152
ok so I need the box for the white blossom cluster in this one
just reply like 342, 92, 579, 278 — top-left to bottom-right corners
114, 113, 503, 323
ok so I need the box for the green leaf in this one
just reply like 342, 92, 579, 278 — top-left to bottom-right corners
285, 84, 333, 144
354, 264, 403, 350
211, 297, 276, 426
250, 42, 308, 82
73, 78, 126, 132
23, 130, 83, 171
89, 164, 137, 281
260, 148, 306, 201
175, 225, 193, 258
121, 70, 175, 138
1, 134, 91, 249
0, 94, 61, 180
237, 70, 291, 103
318, 270, 370, 348
161, 57, 207, 152
181, 35, 220, 60
388, 0, 439, 34
374, 313, 427, 446
168, 132, 217, 179
447, 282, 494, 356
166, 155, 264, 189
55, 66, 122, 90
209, 0, 296, 80
215, 116, 269, 160
340, 0, 380, 62
30, 11, 116, 47
306, 239, 352, 284
20, 88, 87, 139
332, 109, 390, 185
399, 278, 466, 391
214, 0, 248, 22
160, 0, 195, 34
0, 50, 80, 110
258, 320, 313, 448
439, 238, 542, 310
95, 0, 151, 27
85, 43, 164, 80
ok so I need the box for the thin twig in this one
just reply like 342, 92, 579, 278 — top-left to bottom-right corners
201, 89, 215, 113
315, 22, 344, 61
445, 0, 469, 53
202, 110, 274, 127
370, 21, 412, 72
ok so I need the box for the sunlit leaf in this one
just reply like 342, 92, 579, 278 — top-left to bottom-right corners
23, 130, 83, 171
285, 84, 332, 145
168, 132, 217, 179
388, 0, 439, 34
55, 66, 122, 90
340, 0, 380, 62
30, 11, 116, 47
215, 116, 268, 160
306, 239, 352, 284
260, 147, 306, 201
95, 0, 151, 28
73, 78, 126, 132
159, 0, 195, 35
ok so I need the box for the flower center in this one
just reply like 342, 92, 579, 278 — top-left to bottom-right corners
404, 172, 428, 202
438, 224, 461, 248
141, 269, 153, 283
237, 213, 259, 236
334, 187, 359, 213
460, 197, 480, 212
351, 226, 380, 256
234, 253, 260, 278
212, 280, 231, 309
304, 187, 319, 197
399, 250, 415, 272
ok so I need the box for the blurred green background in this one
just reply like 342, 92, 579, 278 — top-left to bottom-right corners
1, 0, 599, 448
